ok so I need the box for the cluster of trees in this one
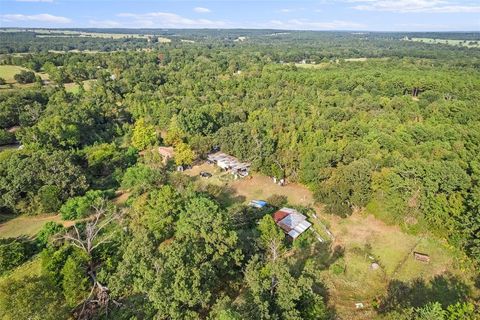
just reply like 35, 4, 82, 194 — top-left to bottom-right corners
0, 30, 479, 319
13, 70, 36, 84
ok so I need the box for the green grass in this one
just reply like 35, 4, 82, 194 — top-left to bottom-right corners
64, 79, 96, 93
0, 65, 29, 83
0, 214, 66, 239
316, 211, 478, 319
0, 257, 42, 286
0, 65, 49, 90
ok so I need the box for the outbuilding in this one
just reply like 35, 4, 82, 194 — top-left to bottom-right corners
272, 207, 312, 240
207, 152, 250, 178
249, 200, 268, 209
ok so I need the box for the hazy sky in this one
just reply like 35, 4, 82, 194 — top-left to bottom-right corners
0, 0, 479, 31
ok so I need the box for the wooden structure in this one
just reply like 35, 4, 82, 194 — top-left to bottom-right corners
413, 251, 430, 263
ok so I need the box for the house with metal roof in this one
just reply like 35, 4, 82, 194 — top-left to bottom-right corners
272, 207, 312, 240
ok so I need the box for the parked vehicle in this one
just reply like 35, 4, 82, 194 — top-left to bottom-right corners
200, 171, 212, 178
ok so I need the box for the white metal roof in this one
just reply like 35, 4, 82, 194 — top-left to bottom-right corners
278, 212, 306, 228
288, 229, 301, 239
293, 220, 312, 234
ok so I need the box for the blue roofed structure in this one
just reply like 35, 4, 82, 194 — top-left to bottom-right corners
249, 200, 268, 208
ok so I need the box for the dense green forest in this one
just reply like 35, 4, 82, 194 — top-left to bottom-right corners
0, 29, 479, 319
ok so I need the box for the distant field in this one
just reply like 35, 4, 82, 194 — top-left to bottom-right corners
406, 37, 480, 48
64, 79, 96, 93
33, 29, 171, 42
0, 28, 172, 42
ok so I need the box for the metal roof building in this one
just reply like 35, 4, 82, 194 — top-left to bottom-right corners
272, 207, 312, 240
207, 152, 250, 177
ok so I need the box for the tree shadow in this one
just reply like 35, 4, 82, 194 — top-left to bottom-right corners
378, 273, 471, 313
0, 210, 17, 224
202, 184, 246, 207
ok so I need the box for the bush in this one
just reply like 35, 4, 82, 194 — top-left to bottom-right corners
37, 185, 62, 213
0, 129, 15, 146
14, 70, 36, 84
60, 190, 104, 220
266, 194, 288, 208
330, 258, 346, 275
61, 255, 90, 307
37, 222, 64, 247
0, 77, 6, 85
121, 164, 165, 194
0, 239, 35, 275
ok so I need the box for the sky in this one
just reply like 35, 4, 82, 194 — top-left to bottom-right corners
0, 0, 479, 32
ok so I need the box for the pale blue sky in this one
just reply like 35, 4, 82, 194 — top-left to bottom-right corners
0, 0, 479, 31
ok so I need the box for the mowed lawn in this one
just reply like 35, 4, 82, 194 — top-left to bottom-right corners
0, 214, 74, 239
0, 65, 29, 83
0, 65, 50, 89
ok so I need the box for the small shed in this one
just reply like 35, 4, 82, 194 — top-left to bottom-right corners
272, 208, 312, 240
249, 200, 268, 209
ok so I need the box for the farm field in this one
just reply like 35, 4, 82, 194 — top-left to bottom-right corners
406, 37, 480, 48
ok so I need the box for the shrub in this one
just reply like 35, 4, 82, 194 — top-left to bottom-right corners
60, 190, 104, 220
0, 129, 15, 146
37, 222, 64, 247
61, 255, 90, 307
266, 194, 288, 208
330, 258, 346, 275
37, 185, 62, 213
0, 239, 32, 275
14, 70, 36, 84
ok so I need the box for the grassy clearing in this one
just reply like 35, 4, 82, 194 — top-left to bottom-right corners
294, 62, 330, 69
0, 214, 74, 239
322, 212, 477, 318
0, 257, 42, 286
0, 65, 49, 90
184, 163, 314, 207
406, 37, 480, 48
64, 79, 96, 93
0, 65, 29, 83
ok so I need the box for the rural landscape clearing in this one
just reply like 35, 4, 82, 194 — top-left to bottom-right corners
0, 0, 479, 319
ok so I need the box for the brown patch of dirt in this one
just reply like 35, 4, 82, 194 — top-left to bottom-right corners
230, 174, 314, 207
